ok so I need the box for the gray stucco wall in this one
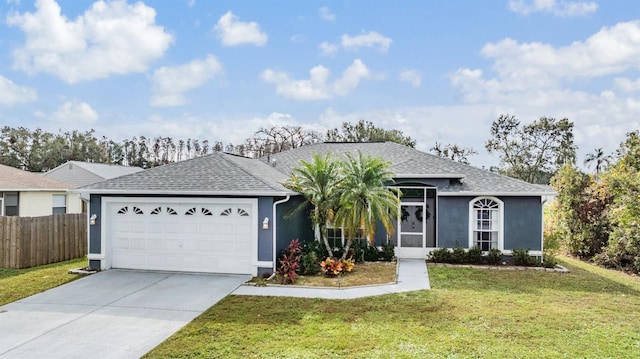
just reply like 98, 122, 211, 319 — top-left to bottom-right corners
89, 194, 102, 255
257, 197, 273, 262
437, 196, 470, 248
275, 196, 313, 259
437, 195, 542, 251
503, 197, 542, 251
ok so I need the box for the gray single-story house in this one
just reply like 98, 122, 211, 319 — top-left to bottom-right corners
76, 142, 555, 276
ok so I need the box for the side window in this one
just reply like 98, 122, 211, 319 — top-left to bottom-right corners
52, 194, 67, 214
469, 197, 503, 251
4, 192, 18, 216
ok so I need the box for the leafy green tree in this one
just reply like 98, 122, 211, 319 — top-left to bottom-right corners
283, 154, 341, 258
326, 120, 416, 148
584, 147, 612, 180
486, 114, 576, 184
430, 142, 477, 164
333, 152, 400, 260
598, 131, 640, 272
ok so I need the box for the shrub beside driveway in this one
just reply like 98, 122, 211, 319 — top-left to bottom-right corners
0, 257, 86, 306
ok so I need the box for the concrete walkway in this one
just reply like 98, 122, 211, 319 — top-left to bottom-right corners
0, 270, 249, 359
232, 258, 430, 299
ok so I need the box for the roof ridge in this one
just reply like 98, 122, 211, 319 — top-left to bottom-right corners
220, 153, 289, 192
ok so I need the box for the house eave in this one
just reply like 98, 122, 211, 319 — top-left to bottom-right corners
394, 173, 465, 179
71, 188, 298, 197
438, 191, 557, 197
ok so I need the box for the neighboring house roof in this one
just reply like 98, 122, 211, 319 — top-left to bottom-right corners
43, 161, 144, 187
0, 164, 74, 191
261, 142, 555, 196
78, 151, 296, 196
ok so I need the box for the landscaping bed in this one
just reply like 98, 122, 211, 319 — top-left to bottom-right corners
248, 261, 397, 288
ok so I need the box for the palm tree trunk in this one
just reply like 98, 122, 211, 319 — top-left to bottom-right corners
316, 223, 334, 258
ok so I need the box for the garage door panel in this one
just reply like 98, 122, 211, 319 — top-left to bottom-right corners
109, 200, 256, 274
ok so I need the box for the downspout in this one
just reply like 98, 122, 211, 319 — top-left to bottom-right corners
272, 195, 291, 273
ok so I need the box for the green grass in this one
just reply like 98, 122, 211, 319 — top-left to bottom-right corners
0, 257, 87, 306
144, 256, 640, 358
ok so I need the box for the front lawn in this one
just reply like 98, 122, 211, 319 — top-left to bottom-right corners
144, 256, 640, 358
0, 257, 86, 306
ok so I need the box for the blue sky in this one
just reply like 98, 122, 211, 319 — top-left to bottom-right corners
0, 0, 639, 168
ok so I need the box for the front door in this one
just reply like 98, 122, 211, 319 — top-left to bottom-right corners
396, 203, 427, 258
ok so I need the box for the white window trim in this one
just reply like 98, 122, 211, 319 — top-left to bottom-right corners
468, 196, 504, 251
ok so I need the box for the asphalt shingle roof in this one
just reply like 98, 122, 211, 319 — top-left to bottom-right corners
80, 152, 295, 195
80, 142, 555, 196
0, 164, 74, 190
55, 161, 143, 179
261, 142, 555, 195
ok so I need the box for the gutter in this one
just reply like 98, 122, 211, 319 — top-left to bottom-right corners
272, 195, 291, 273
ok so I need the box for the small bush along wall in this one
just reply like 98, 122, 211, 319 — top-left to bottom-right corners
428, 246, 547, 267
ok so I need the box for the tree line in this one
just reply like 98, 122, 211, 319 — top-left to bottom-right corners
0, 120, 416, 172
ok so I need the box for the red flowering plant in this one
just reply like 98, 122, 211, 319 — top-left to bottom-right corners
277, 239, 302, 284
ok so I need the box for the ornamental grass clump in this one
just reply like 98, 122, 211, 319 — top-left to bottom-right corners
320, 257, 355, 277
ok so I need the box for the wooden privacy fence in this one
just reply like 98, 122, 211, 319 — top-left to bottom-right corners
0, 213, 87, 269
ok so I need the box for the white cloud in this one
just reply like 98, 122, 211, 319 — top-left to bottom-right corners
508, 0, 598, 17
0, 75, 37, 106
614, 77, 640, 93
6, 0, 173, 84
318, 6, 336, 22
399, 69, 421, 87
449, 20, 640, 169
214, 11, 267, 47
35, 100, 99, 125
261, 59, 370, 101
186, 0, 195, 7
319, 41, 338, 56
150, 55, 223, 107
453, 20, 640, 102
341, 31, 392, 52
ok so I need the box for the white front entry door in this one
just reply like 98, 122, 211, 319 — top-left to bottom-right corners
105, 198, 257, 274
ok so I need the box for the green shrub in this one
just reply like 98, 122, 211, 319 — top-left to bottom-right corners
543, 253, 558, 268
486, 248, 503, 265
300, 251, 321, 275
450, 244, 467, 264
429, 248, 451, 263
364, 245, 380, 262
350, 240, 368, 263
466, 246, 483, 264
381, 242, 395, 262
512, 248, 538, 266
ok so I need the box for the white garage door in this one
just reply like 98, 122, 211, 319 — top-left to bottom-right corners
106, 198, 257, 274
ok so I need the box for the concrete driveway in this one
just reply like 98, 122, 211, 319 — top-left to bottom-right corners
0, 270, 249, 359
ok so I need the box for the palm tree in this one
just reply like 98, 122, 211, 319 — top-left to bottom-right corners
333, 151, 400, 260
584, 148, 612, 180
283, 153, 341, 258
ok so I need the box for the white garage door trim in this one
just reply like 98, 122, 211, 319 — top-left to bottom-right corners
100, 197, 258, 275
